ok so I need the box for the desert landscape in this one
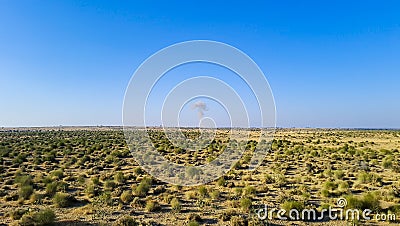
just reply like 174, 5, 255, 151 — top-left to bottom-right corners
0, 127, 399, 225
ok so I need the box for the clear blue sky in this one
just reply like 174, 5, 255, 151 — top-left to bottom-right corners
1, 0, 399, 128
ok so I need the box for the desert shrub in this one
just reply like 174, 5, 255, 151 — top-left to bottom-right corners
323, 169, 333, 178
20, 208, 56, 226
248, 215, 264, 226
57, 181, 68, 192
198, 185, 208, 198
217, 177, 226, 187
345, 193, 381, 211
13, 153, 27, 164
230, 215, 247, 226
91, 176, 100, 185
46, 182, 58, 196
323, 181, 337, 190
232, 187, 242, 197
360, 192, 380, 211
171, 197, 182, 212
133, 167, 143, 175
130, 197, 145, 208
274, 174, 287, 188
135, 177, 152, 197
357, 172, 372, 183
145, 200, 161, 212
112, 215, 139, 226
382, 159, 393, 169
77, 175, 85, 184
15, 175, 32, 187
50, 169, 64, 180
30, 192, 44, 204
187, 221, 200, 226
32, 209, 56, 225
186, 213, 202, 223
120, 190, 133, 204
338, 181, 349, 192
114, 171, 125, 184
210, 190, 220, 199
85, 182, 97, 197
282, 200, 304, 213
264, 174, 275, 184
185, 191, 197, 200
42, 175, 53, 184
389, 204, 400, 214
162, 193, 174, 203
390, 163, 400, 173
334, 170, 345, 179
153, 185, 166, 195
243, 185, 256, 197
346, 195, 362, 209
321, 189, 330, 197
356, 172, 382, 186
53, 192, 74, 207
19, 185, 34, 200
239, 197, 252, 211
98, 192, 113, 206
219, 209, 238, 221
9, 208, 28, 220
104, 180, 116, 191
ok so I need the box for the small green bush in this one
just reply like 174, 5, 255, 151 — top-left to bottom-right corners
217, 177, 226, 187
264, 174, 275, 184
334, 170, 345, 179
133, 167, 143, 175
321, 189, 330, 197
383, 159, 393, 169
9, 208, 28, 220
323, 181, 337, 190
30, 192, 44, 204
50, 169, 64, 180
20, 208, 56, 226
145, 200, 161, 212
104, 180, 116, 191
46, 182, 58, 196
171, 197, 182, 212
187, 221, 200, 226
135, 177, 152, 197
114, 171, 125, 184
198, 185, 208, 198
85, 182, 97, 197
345, 193, 381, 211
32, 209, 56, 225
210, 190, 220, 199
19, 185, 34, 200
53, 192, 74, 207
112, 215, 139, 226
230, 215, 247, 226
15, 175, 32, 187
281, 200, 304, 212
243, 185, 256, 197
240, 197, 252, 211
120, 190, 133, 204
98, 192, 113, 206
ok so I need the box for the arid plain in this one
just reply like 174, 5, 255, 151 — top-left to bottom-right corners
0, 128, 399, 225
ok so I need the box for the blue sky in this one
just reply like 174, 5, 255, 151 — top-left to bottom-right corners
1, 0, 399, 128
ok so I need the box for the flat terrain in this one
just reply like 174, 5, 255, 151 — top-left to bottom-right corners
0, 128, 400, 225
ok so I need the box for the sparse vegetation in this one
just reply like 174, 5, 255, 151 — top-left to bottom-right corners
53, 192, 74, 207
0, 128, 399, 225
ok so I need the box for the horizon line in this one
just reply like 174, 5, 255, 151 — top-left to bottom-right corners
1, 125, 400, 131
